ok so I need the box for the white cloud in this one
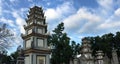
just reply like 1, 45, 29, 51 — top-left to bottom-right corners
12, 11, 26, 34
63, 7, 101, 30
28, 0, 33, 2
20, 8, 28, 12
45, 9, 59, 20
97, 0, 113, 10
96, 0, 115, 17
45, 2, 76, 21
62, 0, 120, 36
10, 0, 16, 2
0, 17, 15, 27
115, 8, 120, 16
97, 7, 120, 29
77, 8, 101, 22
0, 0, 2, 15
97, 8, 120, 30
10, 28, 23, 46
98, 21, 120, 29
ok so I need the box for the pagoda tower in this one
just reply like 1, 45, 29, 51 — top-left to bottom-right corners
22, 6, 50, 64
80, 37, 94, 64
96, 50, 104, 64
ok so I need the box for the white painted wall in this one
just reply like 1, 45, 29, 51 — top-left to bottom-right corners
28, 29, 32, 34
38, 28, 43, 34
26, 39, 31, 48
37, 38, 44, 47
25, 56, 30, 64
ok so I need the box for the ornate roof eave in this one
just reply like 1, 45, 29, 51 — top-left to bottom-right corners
27, 12, 44, 18
24, 48, 51, 54
26, 17, 45, 23
24, 23, 47, 30
21, 32, 48, 39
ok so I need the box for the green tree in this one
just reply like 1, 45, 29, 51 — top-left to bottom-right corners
0, 50, 8, 63
114, 32, 120, 58
71, 41, 80, 60
48, 22, 74, 64
10, 50, 19, 63
101, 33, 114, 58
87, 33, 115, 58
0, 23, 15, 63
1, 54, 11, 64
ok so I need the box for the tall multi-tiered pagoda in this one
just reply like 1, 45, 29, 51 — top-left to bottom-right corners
22, 6, 50, 64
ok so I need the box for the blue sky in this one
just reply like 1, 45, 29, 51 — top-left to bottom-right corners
0, 0, 120, 54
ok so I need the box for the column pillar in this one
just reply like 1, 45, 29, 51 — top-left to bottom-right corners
46, 55, 50, 64
33, 54, 37, 64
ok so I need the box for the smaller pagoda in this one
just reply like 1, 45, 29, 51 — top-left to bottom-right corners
80, 38, 94, 64
96, 50, 104, 64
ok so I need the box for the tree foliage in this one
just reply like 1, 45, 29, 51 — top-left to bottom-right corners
71, 41, 80, 60
0, 46, 19, 64
48, 22, 80, 64
0, 23, 15, 63
86, 32, 120, 58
